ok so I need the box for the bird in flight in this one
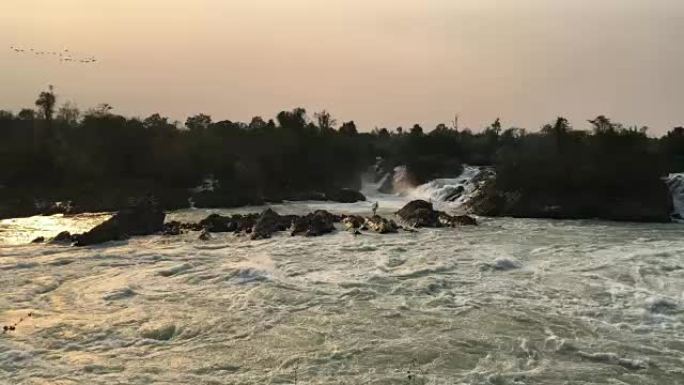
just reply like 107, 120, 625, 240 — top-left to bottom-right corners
9, 45, 98, 65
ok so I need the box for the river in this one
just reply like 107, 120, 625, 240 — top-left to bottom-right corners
1, 187, 683, 384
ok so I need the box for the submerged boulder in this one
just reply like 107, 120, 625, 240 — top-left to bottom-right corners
75, 202, 165, 246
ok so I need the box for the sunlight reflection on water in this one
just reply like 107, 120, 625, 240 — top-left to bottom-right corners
0, 213, 110, 246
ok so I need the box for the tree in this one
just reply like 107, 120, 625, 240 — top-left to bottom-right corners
17, 109, 36, 120
410, 124, 423, 135
588, 115, 615, 134
0, 110, 14, 120
372, 127, 390, 137
339, 121, 358, 136
314, 110, 336, 132
541, 117, 571, 136
185, 113, 212, 131
277, 108, 307, 130
248, 116, 268, 130
485, 118, 502, 136
35, 85, 57, 122
433, 123, 450, 134
57, 101, 80, 125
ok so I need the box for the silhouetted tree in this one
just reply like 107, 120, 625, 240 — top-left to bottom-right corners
339, 121, 358, 136
185, 114, 212, 131
57, 102, 80, 125
314, 110, 336, 132
35, 85, 56, 122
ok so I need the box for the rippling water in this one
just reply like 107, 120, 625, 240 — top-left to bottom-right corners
1, 201, 684, 384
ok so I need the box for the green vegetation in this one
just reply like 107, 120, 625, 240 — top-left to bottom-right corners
0, 87, 682, 221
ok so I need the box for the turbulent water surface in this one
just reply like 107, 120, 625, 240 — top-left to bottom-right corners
1, 192, 684, 384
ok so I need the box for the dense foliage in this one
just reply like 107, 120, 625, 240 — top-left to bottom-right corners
1, 88, 683, 220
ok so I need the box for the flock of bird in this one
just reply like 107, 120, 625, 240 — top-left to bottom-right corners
9, 45, 97, 64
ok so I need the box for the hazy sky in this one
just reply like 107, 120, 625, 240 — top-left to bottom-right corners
2, 0, 683, 133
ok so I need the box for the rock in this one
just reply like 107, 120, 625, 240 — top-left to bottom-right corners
397, 200, 441, 227
284, 191, 328, 202
198, 214, 257, 233
325, 188, 366, 203
438, 213, 478, 226
251, 209, 296, 240
198, 230, 212, 241
162, 221, 182, 236
291, 210, 336, 237
199, 214, 236, 232
50, 231, 74, 244
397, 200, 477, 228
31, 236, 45, 244
443, 185, 465, 202
341, 215, 365, 230
365, 215, 399, 234
75, 201, 165, 246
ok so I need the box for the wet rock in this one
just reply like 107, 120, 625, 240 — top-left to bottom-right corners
199, 214, 236, 233
342, 215, 366, 230
291, 210, 336, 237
396, 200, 441, 227
162, 221, 183, 236
325, 188, 366, 203
199, 213, 257, 233
438, 212, 477, 226
75, 201, 165, 246
397, 200, 477, 228
50, 231, 74, 244
251, 209, 296, 240
365, 215, 399, 234
198, 230, 212, 241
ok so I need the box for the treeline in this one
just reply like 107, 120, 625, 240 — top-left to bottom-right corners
1, 87, 683, 220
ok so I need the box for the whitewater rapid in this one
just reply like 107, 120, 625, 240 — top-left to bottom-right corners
1, 179, 684, 384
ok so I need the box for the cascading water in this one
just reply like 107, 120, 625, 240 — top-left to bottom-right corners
409, 166, 494, 208
666, 173, 684, 222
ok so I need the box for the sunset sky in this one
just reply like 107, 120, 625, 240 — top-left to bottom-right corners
2, 0, 683, 133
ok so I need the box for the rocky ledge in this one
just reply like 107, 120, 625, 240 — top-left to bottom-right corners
32, 200, 477, 246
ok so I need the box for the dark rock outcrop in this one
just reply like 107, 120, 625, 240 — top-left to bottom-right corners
467, 176, 672, 223
75, 202, 165, 246
341, 215, 366, 230
365, 215, 399, 234
50, 231, 75, 244
251, 209, 297, 240
397, 200, 477, 228
291, 210, 337, 237
325, 189, 366, 203
396, 200, 441, 227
